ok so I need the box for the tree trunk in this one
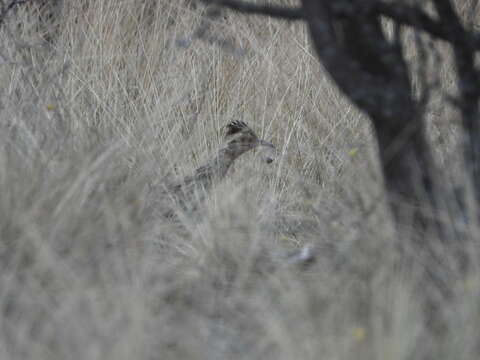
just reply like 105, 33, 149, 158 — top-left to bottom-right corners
301, 0, 440, 233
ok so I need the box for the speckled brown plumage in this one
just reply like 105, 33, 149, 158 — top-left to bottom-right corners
166, 120, 275, 215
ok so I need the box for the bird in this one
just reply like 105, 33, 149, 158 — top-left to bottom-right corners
165, 120, 276, 215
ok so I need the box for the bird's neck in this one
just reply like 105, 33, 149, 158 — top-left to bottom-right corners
209, 146, 238, 177
196, 144, 250, 182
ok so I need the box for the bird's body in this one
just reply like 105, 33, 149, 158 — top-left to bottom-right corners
164, 120, 276, 215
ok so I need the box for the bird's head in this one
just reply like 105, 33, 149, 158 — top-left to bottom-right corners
224, 120, 276, 163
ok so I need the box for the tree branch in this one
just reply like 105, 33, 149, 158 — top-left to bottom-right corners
200, 0, 304, 21
373, 1, 480, 49
201, 0, 480, 49
372, 3, 445, 40
433, 0, 480, 209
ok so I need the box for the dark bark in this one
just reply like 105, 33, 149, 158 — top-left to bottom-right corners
200, 0, 304, 20
301, 0, 440, 232
203, 0, 480, 50
433, 0, 480, 207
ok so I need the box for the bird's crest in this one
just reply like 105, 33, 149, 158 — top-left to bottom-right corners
224, 120, 250, 137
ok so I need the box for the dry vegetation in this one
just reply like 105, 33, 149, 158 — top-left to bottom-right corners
0, 1, 478, 359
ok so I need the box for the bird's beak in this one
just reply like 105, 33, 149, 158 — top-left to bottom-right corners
258, 139, 276, 164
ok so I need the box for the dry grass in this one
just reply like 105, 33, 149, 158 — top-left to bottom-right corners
0, 1, 478, 359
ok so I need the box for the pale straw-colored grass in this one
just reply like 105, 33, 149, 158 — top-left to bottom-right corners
0, 1, 478, 359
